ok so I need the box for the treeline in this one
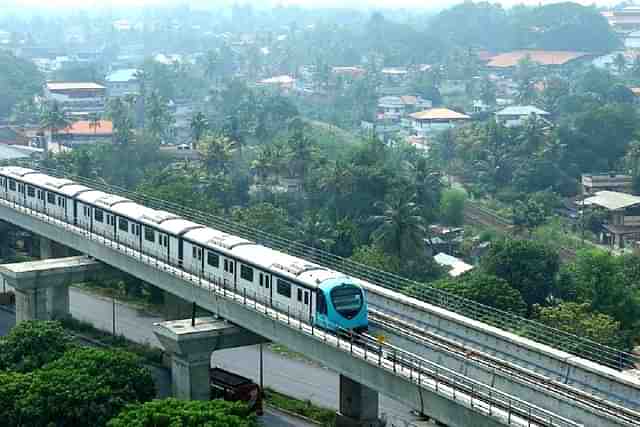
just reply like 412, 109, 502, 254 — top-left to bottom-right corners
0, 321, 256, 427
431, 240, 640, 352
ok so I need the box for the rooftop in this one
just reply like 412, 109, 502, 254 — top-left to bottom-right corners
0, 144, 32, 161
46, 82, 105, 91
61, 120, 113, 136
487, 50, 590, 68
496, 105, 550, 116
434, 253, 474, 277
105, 68, 141, 83
410, 108, 470, 121
583, 191, 640, 211
259, 75, 295, 85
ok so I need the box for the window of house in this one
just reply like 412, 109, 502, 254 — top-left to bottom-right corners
207, 252, 219, 268
240, 265, 253, 282
118, 218, 128, 232
277, 279, 292, 298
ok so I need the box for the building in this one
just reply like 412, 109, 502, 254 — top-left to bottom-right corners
602, 7, 640, 32
583, 191, 640, 249
495, 105, 551, 127
582, 173, 633, 195
58, 120, 113, 145
377, 95, 432, 121
409, 108, 470, 137
256, 75, 295, 93
43, 82, 106, 115
487, 50, 591, 70
105, 69, 141, 98
433, 253, 474, 277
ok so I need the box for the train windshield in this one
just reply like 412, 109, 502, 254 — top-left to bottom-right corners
330, 284, 363, 319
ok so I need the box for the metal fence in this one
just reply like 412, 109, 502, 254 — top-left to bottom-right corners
5, 160, 639, 371
2, 195, 580, 427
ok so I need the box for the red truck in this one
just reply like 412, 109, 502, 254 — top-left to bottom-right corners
209, 367, 263, 415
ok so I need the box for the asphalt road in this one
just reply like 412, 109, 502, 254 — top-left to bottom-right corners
0, 287, 425, 426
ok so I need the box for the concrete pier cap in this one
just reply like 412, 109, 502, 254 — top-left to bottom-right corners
153, 317, 268, 401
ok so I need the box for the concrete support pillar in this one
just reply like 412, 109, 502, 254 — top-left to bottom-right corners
154, 317, 269, 401
14, 287, 48, 322
171, 350, 212, 400
336, 375, 382, 427
47, 284, 70, 320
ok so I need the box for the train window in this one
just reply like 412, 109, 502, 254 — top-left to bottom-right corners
317, 292, 327, 315
37, 190, 44, 200
94, 209, 104, 223
162, 235, 169, 247
18, 184, 24, 193
193, 246, 203, 260
8, 180, 15, 191
240, 265, 253, 282
207, 252, 219, 268
118, 218, 128, 232
27, 186, 35, 197
304, 292, 309, 305
144, 227, 154, 242
259, 273, 263, 287
47, 192, 55, 204
297, 289, 302, 302
277, 280, 292, 298
224, 259, 228, 272
265, 277, 270, 289
330, 285, 363, 320
131, 223, 140, 235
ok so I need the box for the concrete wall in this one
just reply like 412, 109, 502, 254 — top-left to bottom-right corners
365, 284, 640, 410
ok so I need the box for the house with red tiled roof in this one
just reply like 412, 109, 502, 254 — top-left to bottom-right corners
487, 50, 592, 69
58, 120, 113, 145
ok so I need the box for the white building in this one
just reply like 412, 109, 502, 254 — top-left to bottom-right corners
495, 105, 550, 127
434, 253, 474, 277
43, 82, 106, 115
409, 108, 470, 137
105, 69, 141, 98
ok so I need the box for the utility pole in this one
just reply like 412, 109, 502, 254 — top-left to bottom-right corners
112, 296, 116, 336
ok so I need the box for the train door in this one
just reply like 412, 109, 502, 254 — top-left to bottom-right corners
314, 290, 330, 330
103, 212, 116, 240
7, 179, 17, 203
258, 272, 272, 306
78, 204, 92, 230
191, 244, 203, 276
35, 188, 45, 212
222, 257, 235, 289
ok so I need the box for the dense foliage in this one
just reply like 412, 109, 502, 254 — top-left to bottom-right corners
0, 321, 155, 427
0, 51, 43, 119
107, 399, 257, 427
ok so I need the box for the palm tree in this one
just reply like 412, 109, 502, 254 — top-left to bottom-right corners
297, 213, 336, 253
198, 134, 237, 176
614, 53, 627, 75
287, 118, 315, 186
318, 160, 354, 221
88, 112, 101, 135
370, 192, 426, 260
189, 112, 208, 150
203, 49, 220, 82
632, 55, 640, 79
40, 101, 70, 160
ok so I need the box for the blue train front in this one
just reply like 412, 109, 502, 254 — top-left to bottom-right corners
314, 277, 368, 333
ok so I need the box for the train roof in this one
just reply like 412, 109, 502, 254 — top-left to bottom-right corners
231, 244, 326, 281
184, 227, 253, 251
0, 166, 36, 178
110, 201, 155, 221
156, 217, 204, 236
20, 173, 91, 197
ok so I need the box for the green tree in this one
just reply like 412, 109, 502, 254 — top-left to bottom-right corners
0, 321, 71, 373
0, 51, 43, 119
88, 112, 101, 135
198, 134, 237, 177
349, 244, 400, 274
536, 302, 625, 350
439, 188, 466, 226
145, 91, 173, 143
370, 192, 425, 260
433, 272, 527, 316
613, 52, 627, 75
107, 399, 257, 427
512, 197, 547, 235
190, 111, 208, 150
481, 239, 559, 310
39, 101, 71, 160
108, 97, 134, 147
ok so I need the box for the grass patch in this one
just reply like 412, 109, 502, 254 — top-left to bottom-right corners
265, 388, 335, 426
59, 316, 164, 366
268, 343, 314, 363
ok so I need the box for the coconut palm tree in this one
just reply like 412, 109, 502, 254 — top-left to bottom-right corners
318, 160, 354, 221
614, 52, 627, 75
370, 192, 426, 260
198, 134, 237, 177
189, 112, 208, 150
39, 101, 70, 160
88, 112, 101, 135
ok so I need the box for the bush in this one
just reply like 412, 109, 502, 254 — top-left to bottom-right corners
0, 321, 72, 372
107, 399, 257, 427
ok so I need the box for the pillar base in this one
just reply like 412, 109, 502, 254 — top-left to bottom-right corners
171, 351, 211, 400
335, 414, 382, 427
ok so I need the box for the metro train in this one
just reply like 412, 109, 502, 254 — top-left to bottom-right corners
0, 166, 368, 332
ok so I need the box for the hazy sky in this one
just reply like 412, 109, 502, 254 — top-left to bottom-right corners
0, 0, 624, 10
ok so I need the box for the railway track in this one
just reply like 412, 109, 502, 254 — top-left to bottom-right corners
369, 309, 640, 426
